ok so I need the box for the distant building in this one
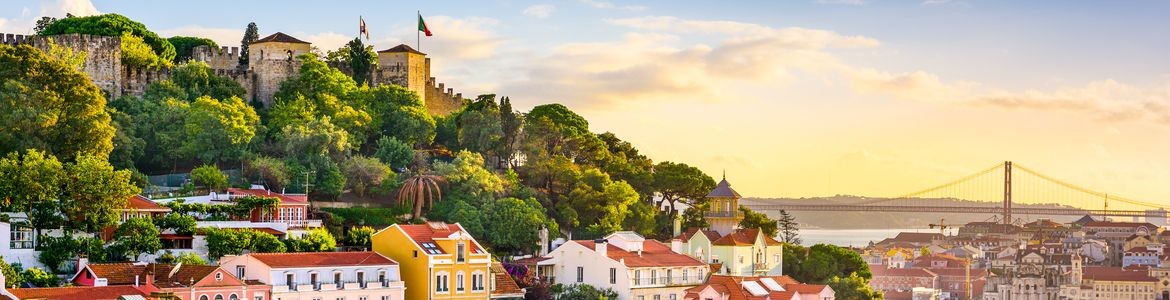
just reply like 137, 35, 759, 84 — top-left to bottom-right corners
705, 176, 743, 236
539, 231, 709, 300
218, 252, 405, 300
71, 261, 270, 300
683, 274, 834, 300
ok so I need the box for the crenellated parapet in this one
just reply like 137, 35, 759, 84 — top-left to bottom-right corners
1, 33, 32, 45
425, 77, 464, 116
192, 45, 242, 70
120, 66, 171, 97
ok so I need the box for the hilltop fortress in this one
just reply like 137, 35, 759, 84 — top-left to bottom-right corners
0, 32, 463, 115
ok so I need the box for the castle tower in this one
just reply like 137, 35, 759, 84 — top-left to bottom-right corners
248, 32, 311, 106
375, 44, 429, 103
706, 174, 743, 236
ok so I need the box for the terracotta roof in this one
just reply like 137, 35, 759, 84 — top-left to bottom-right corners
394, 223, 485, 255
227, 188, 308, 205
712, 228, 781, 246
1073, 215, 1096, 224
1024, 219, 1063, 228
1083, 266, 1158, 282
378, 44, 425, 55
928, 268, 988, 278
786, 284, 830, 294
252, 32, 310, 44
893, 232, 944, 243
78, 263, 233, 288
685, 275, 824, 300
575, 240, 706, 267
871, 267, 937, 278
9, 285, 147, 300
1083, 221, 1158, 229
124, 195, 170, 211
676, 227, 722, 242
248, 251, 397, 268
1126, 234, 1153, 242
706, 179, 741, 198
490, 263, 525, 297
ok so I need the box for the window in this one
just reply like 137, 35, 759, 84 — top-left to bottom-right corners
286, 273, 296, 291
379, 270, 387, 285
739, 255, 744, 264
311, 273, 320, 290
10, 224, 33, 249
254, 296, 263, 300
413, 250, 418, 257
472, 273, 486, 291
609, 268, 617, 284
774, 254, 781, 263
382, 297, 390, 300
651, 270, 658, 284
236, 265, 246, 279
200, 296, 209, 300
638, 296, 645, 300
635, 270, 642, 284
421, 242, 442, 254
358, 271, 366, 288
335, 272, 344, 289
670, 295, 677, 300
457, 242, 466, 262
576, 267, 584, 283
360, 297, 367, 300
216, 272, 223, 281
435, 273, 449, 292
653, 295, 661, 300
457, 273, 465, 292
215, 295, 224, 300
683, 269, 689, 281
229, 295, 239, 300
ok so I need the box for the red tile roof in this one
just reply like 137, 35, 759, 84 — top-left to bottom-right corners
125, 195, 170, 211
1083, 266, 1158, 282
9, 285, 147, 300
1083, 221, 1158, 229
575, 240, 706, 267
676, 227, 722, 242
491, 263, 525, 297
394, 223, 485, 255
77, 263, 241, 288
712, 228, 781, 246
249, 251, 396, 268
871, 267, 938, 278
228, 188, 309, 205
684, 275, 827, 300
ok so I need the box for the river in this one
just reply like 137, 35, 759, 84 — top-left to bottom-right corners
796, 228, 957, 247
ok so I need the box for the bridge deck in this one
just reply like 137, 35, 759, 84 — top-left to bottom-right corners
745, 205, 1159, 218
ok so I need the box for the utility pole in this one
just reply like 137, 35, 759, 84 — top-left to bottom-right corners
1003, 161, 1013, 227
302, 170, 316, 194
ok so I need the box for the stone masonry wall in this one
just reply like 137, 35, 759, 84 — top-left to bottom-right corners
191, 45, 242, 70
3, 33, 124, 99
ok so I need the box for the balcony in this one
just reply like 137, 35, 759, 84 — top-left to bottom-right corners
286, 219, 323, 228
705, 211, 743, 218
753, 263, 768, 272
633, 276, 705, 287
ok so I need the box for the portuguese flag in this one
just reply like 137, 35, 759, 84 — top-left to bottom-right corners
418, 14, 433, 37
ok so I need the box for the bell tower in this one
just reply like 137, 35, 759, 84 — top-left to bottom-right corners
705, 173, 743, 236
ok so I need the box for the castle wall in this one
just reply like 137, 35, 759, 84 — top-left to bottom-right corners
3, 33, 124, 99
424, 77, 463, 116
192, 45, 241, 70
250, 59, 301, 106
120, 66, 171, 97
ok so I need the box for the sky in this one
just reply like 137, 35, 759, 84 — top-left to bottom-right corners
3, 0, 1169, 203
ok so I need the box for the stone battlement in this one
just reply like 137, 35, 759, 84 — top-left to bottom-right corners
1, 33, 32, 45
192, 45, 242, 70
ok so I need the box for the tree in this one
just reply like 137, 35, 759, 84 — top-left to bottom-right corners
777, 209, 801, 244
498, 97, 523, 168
622, 200, 658, 237
21, 267, 59, 287
281, 116, 352, 161
483, 197, 555, 253
398, 173, 445, 219
827, 273, 882, 300
374, 136, 414, 170
120, 32, 170, 68
36, 235, 106, 274
191, 164, 229, 191
526, 104, 589, 138
240, 22, 259, 66
40, 13, 176, 65
652, 161, 715, 215
1, 256, 23, 288
785, 243, 873, 284
286, 228, 337, 252
345, 226, 376, 248
206, 228, 287, 259
62, 155, 140, 232
553, 283, 618, 300
45, 37, 87, 71
521, 154, 580, 204
0, 150, 65, 229
169, 61, 247, 101
183, 96, 260, 163
115, 217, 162, 260
326, 38, 377, 86
0, 44, 116, 159
168, 36, 218, 62
433, 151, 504, 204
557, 169, 639, 238
739, 206, 778, 237
156, 212, 197, 235
245, 156, 291, 190
341, 155, 393, 198
360, 85, 435, 147
177, 252, 207, 265
681, 201, 710, 229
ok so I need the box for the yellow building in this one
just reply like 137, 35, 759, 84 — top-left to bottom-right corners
373, 222, 493, 300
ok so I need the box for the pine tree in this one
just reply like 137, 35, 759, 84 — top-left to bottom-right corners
499, 97, 522, 169
240, 22, 259, 66
778, 209, 801, 244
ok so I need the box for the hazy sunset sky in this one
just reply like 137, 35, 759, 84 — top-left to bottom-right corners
3, 0, 1168, 202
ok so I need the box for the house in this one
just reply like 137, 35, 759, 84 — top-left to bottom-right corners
371, 222, 492, 300
7, 285, 152, 300
1125, 234, 1156, 251
868, 267, 938, 296
218, 252, 405, 300
1078, 266, 1158, 299
539, 231, 709, 300
1122, 247, 1163, 268
71, 261, 271, 300
706, 229, 784, 276
683, 275, 834, 300
489, 263, 525, 300
225, 187, 317, 234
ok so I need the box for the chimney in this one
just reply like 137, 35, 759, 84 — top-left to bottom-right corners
145, 271, 154, 288
134, 275, 139, 287
671, 239, 683, 254
77, 255, 89, 275
594, 239, 608, 257
673, 216, 682, 238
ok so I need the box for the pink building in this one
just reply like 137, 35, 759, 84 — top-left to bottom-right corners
219, 252, 405, 300
71, 261, 271, 300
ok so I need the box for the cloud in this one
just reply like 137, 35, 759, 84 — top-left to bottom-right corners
375, 16, 505, 62
1, 0, 100, 34
298, 31, 352, 53
817, 0, 868, 5
605, 16, 880, 48
157, 26, 242, 48
523, 4, 556, 19
580, 0, 647, 11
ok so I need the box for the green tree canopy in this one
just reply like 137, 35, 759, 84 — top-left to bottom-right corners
114, 217, 162, 260
0, 150, 64, 214
739, 206, 778, 237
433, 151, 504, 204
62, 155, 140, 232
39, 13, 176, 65
169, 61, 247, 101
345, 226, 376, 248
205, 228, 287, 259
285, 228, 337, 252
340, 155, 393, 198
191, 164, 229, 191
483, 197, 555, 253
557, 168, 639, 238
168, 36, 218, 62
0, 44, 116, 159
374, 136, 414, 170
326, 38, 377, 86
240, 22, 258, 66
652, 161, 714, 215
245, 156, 291, 191
182, 96, 260, 163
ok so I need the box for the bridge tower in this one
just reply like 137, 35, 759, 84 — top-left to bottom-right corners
706, 174, 743, 236
1003, 161, 1012, 225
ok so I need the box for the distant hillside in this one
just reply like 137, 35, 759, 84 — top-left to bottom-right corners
741, 196, 1085, 229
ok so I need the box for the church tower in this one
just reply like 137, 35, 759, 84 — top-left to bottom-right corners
706, 174, 743, 236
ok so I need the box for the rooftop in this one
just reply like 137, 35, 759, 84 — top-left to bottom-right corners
706, 178, 741, 198
252, 32, 310, 44
378, 44, 425, 55
393, 223, 485, 255
712, 228, 782, 246
675, 227, 722, 243
124, 195, 170, 212
1083, 266, 1158, 282
248, 251, 397, 268
227, 188, 308, 205
575, 240, 706, 268
9, 285, 147, 300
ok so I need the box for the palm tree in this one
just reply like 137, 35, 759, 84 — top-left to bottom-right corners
397, 172, 446, 219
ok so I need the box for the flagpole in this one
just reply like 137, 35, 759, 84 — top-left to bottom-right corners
417, 11, 421, 51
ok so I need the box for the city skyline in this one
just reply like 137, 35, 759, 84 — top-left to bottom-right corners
3, 0, 1167, 201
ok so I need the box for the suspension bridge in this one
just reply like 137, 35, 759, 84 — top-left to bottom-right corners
745, 161, 1169, 224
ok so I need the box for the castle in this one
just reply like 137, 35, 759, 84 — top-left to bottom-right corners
0, 32, 463, 115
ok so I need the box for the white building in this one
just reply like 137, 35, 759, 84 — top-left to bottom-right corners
539, 231, 709, 300
219, 252, 406, 300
